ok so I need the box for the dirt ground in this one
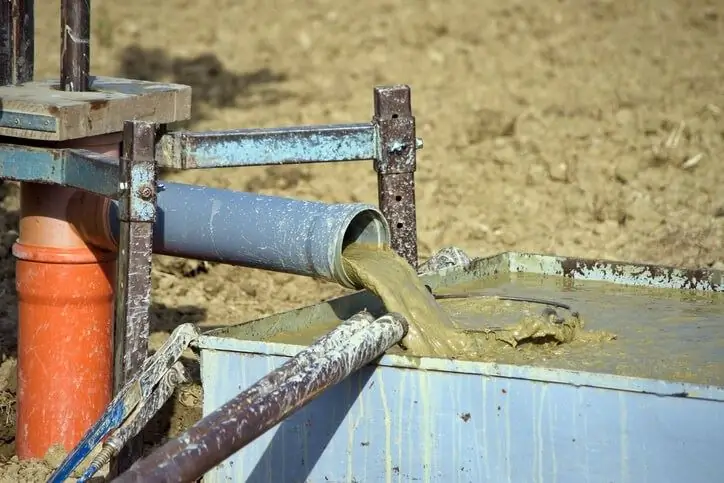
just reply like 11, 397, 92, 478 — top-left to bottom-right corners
0, 0, 722, 479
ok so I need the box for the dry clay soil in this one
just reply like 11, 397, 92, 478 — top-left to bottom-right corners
0, 0, 723, 479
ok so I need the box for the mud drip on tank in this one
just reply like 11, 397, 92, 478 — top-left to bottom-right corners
339, 244, 612, 359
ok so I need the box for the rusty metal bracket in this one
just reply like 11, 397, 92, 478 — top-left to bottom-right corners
112, 119, 159, 474
373, 85, 419, 269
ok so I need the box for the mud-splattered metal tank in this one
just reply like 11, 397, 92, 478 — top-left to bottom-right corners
195, 251, 724, 483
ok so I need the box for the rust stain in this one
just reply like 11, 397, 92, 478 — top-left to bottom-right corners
89, 99, 109, 111
559, 256, 719, 291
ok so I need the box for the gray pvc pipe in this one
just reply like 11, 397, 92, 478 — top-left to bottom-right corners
107, 182, 390, 289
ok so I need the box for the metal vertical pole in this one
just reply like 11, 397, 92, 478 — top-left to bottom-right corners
373, 85, 419, 268
12, 0, 33, 83
112, 120, 158, 474
1, 0, 34, 86
60, 0, 90, 91
0, 1, 11, 85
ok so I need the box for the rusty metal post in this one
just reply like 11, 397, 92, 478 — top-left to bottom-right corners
1, 0, 34, 86
111, 312, 409, 483
60, 0, 90, 91
111, 120, 158, 474
373, 85, 418, 269
12, 0, 33, 84
0, 1, 10, 85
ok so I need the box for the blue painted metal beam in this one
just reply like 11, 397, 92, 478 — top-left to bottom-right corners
0, 111, 57, 132
0, 143, 119, 197
156, 123, 377, 169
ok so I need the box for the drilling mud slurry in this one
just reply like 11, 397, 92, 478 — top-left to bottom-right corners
435, 272, 724, 386
337, 244, 606, 360
268, 245, 724, 387
341, 244, 463, 355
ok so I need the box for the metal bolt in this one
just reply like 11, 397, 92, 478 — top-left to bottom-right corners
138, 185, 154, 200
388, 140, 406, 154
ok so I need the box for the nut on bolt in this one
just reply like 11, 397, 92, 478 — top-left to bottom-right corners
138, 185, 154, 201
388, 138, 423, 155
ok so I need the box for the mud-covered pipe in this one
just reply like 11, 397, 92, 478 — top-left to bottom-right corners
112, 312, 408, 483
72, 181, 390, 289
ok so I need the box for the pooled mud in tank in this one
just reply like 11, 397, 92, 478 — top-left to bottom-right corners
268, 249, 724, 387
269, 245, 615, 369
432, 272, 724, 385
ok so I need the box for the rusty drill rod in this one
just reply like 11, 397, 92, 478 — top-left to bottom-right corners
60, 0, 90, 91
0, 0, 34, 85
112, 312, 408, 483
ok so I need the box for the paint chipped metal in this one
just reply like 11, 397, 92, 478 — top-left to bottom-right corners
156, 123, 378, 169
0, 142, 119, 197
112, 120, 159, 473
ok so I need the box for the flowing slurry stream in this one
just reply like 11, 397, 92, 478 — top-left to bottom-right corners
341, 244, 592, 359
342, 244, 465, 355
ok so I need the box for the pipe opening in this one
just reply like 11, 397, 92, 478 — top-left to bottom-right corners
342, 209, 389, 250
337, 208, 390, 288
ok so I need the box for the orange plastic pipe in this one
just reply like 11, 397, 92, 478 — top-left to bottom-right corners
14, 133, 121, 459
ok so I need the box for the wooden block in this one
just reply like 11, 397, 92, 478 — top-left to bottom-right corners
0, 76, 192, 141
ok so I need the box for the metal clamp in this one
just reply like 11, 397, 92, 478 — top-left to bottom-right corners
47, 323, 200, 483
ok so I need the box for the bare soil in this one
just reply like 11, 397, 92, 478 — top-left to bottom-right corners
1, 0, 723, 479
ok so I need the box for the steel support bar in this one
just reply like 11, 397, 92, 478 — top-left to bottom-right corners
112, 120, 158, 475
60, 0, 90, 91
0, 0, 34, 86
0, 1, 11, 85
12, 0, 33, 84
155, 123, 376, 169
0, 143, 120, 197
112, 312, 409, 483
373, 85, 419, 268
